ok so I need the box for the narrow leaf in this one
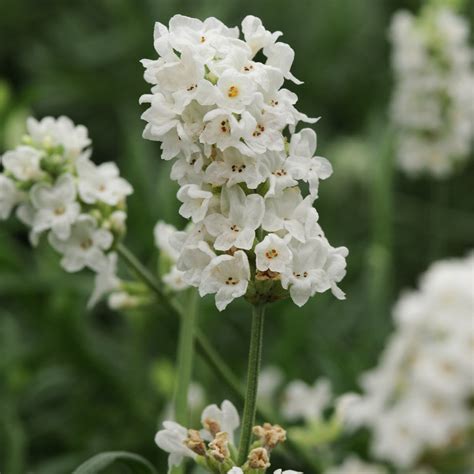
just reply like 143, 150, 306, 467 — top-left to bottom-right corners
73, 451, 158, 474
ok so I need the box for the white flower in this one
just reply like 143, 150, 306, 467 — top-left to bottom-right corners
241, 15, 282, 56
204, 147, 263, 189
15, 203, 41, 246
259, 366, 283, 401
281, 238, 331, 307
152, 49, 216, 113
283, 378, 332, 422
263, 42, 302, 85
171, 154, 205, 186
108, 291, 142, 310
30, 174, 80, 240
177, 184, 214, 223
199, 250, 250, 311
240, 103, 285, 154
214, 70, 258, 113
155, 420, 197, 470
255, 233, 292, 273
140, 93, 200, 161
88, 252, 120, 308
26, 116, 90, 157
200, 400, 240, 443
262, 151, 298, 197
49, 215, 113, 272
76, 156, 133, 206
176, 240, 216, 287
163, 265, 189, 291
324, 245, 349, 300
205, 186, 264, 251
200, 109, 247, 152
2, 146, 44, 181
0, 175, 22, 219
263, 188, 320, 243
286, 128, 332, 197
154, 221, 180, 261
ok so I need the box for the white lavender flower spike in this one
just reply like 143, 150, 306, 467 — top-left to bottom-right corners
142, 13, 348, 311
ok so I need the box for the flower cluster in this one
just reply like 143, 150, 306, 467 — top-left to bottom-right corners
342, 254, 474, 468
389, 5, 474, 178
141, 14, 348, 311
0, 116, 134, 307
156, 399, 296, 473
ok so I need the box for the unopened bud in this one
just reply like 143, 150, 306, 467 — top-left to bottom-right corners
253, 422, 287, 449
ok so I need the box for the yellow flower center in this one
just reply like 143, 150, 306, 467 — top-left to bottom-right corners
227, 86, 239, 98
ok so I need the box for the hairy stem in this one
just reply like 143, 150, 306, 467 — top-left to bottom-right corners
237, 304, 265, 466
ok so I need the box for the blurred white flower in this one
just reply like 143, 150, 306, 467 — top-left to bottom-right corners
282, 377, 332, 422
76, 156, 133, 206
2, 146, 44, 181
30, 174, 80, 240
0, 175, 22, 219
343, 253, 474, 468
389, 7, 474, 178
0, 115, 132, 310
88, 252, 120, 308
154, 221, 181, 261
258, 366, 283, 401
107, 291, 142, 310
49, 215, 113, 273
26, 116, 91, 157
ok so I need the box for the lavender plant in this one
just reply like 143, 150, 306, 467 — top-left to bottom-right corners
138, 14, 348, 474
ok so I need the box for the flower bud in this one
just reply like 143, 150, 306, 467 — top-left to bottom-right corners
253, 423, 287, 450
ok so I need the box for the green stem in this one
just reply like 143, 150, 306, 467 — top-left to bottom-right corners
116, 244, 321, 472
237, 304, 265, 466
173, 289, 198, 425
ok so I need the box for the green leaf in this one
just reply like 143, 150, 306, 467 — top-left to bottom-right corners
73, 452, 158, 474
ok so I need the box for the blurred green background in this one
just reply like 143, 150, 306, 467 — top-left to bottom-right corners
0, 0, 473, 472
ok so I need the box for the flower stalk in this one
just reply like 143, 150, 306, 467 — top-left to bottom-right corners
116, 242, 322, 472
238, 303, 266, 466
173, 288, 198, 425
